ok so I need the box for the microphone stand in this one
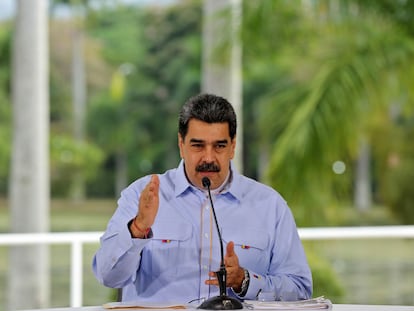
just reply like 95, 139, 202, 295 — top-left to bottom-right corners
197, 177, 243, 310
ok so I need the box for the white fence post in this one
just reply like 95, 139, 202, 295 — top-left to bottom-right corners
71, 239, 83, 307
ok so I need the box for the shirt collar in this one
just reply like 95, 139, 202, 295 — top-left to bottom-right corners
174, 160, 192, 197
222, 161, 243, 202
174, 159, 243, 202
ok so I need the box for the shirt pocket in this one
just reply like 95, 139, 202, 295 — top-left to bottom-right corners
143, 220, 194, 277
222, 226, 270, 273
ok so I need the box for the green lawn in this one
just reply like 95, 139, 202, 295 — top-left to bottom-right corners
0, 199, 413, 310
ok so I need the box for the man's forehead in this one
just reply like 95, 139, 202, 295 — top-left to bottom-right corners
181, 119, 233, 142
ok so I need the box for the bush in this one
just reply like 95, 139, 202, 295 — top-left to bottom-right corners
379, 124, 414, 224
382, 157, 414, 224
306, 249, 345, 302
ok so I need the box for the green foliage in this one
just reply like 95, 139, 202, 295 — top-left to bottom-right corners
0, 87, 10, 183
0, 23, 11, 193
86, 0, 202, 191
358, 0, 414, 37
50, 134, 104, 196
378, 122, 414, 224
267, 15, 413, 192
3, 0, 414, 213
88, 94, 133, 152
0, 23, 11, 93
241, 0, 414, 225
0, 117, 10, 192
306, 249, 345, 302
87, 4, 146, 64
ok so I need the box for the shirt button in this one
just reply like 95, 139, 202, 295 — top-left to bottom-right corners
204, 233, 209, 239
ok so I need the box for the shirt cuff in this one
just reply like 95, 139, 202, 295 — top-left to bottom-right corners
234, 270, 266, 300
128, 218, 153, 239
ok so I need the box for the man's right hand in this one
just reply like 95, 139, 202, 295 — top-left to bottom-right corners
130, 174, 160, 238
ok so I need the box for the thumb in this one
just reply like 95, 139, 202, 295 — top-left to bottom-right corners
226, 241, 235, 257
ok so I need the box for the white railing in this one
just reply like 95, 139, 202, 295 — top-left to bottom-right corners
1, 225, 414, 307
0, 231, 102, 308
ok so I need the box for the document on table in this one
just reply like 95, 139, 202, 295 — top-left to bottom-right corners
103, 301, 188, 309
243, 296, 332, 310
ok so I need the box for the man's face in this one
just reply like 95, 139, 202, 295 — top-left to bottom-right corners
178, 119, 236, 190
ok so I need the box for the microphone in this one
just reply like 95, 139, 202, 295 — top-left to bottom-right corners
202, 176, 211, 189
197, 177, 243, 310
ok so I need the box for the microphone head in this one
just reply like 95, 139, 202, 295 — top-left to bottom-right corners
201, 177, 211, 189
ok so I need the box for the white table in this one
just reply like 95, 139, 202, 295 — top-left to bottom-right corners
20, 305, 414, 311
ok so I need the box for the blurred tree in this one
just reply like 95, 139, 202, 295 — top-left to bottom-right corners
382, 126, 414, 224
51, 0, 90, 201
241, 0, 414, 225
48, 1, 109, 198
8, 0, 50, 309
50, 134, 104, 196
87, 1, 202, 197
356, 0, 414, 37
86, 3, 146, 195
0, 24, 11, 193
355, 0, 414, 225
372, 110, 414, 224
70, 1, 88, 201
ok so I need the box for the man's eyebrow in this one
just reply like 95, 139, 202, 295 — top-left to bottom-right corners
188, 138, 229, 144
189, 138, 204, 144
215, 139, 229, 144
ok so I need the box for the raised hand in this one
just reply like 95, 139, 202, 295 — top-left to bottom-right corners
131, 175, 160, 237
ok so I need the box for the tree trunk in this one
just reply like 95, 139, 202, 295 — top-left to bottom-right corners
8, 0, 50, 309
70, 25, 87, 202
202, 0, 243, 172
354, 137, 372, 211
115, 150, 128, 196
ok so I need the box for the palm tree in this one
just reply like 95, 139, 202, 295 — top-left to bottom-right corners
8, 0, 50, 309
242, 0, 414, 223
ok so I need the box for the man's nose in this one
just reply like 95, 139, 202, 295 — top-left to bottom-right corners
202, 145, 215, 162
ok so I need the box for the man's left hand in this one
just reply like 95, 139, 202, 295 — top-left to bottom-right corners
205, 241, 245, 291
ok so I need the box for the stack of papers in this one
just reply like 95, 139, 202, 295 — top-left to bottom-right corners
243, 296, 332, 310
103, 302, 187, 309
103, 296, 331, 310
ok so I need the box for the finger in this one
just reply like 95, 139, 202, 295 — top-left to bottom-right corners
143, 175, 159, 203
226, 241, 235, 257
205, 279, 219, 286
149, 174, 160, 189
225, 241, 241, 268
205, 271, 219, 286
208, 271, 217, 278
136, 176, 160, 226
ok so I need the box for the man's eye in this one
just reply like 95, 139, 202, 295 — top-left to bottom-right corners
215, 144, 227, 149
191, 144, 203, 148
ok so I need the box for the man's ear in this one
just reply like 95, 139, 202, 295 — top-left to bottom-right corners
178, 133, 184, 158
230, 136, 236, 159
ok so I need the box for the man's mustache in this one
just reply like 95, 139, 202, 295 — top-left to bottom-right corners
196, 162, 220, 172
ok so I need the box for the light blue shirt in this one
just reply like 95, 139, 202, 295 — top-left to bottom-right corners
92, 160, 312, 303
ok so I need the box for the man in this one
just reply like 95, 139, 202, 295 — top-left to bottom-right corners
92, 93, 312, 304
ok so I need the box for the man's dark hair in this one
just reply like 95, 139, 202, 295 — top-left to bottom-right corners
178, 93, 237, 140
